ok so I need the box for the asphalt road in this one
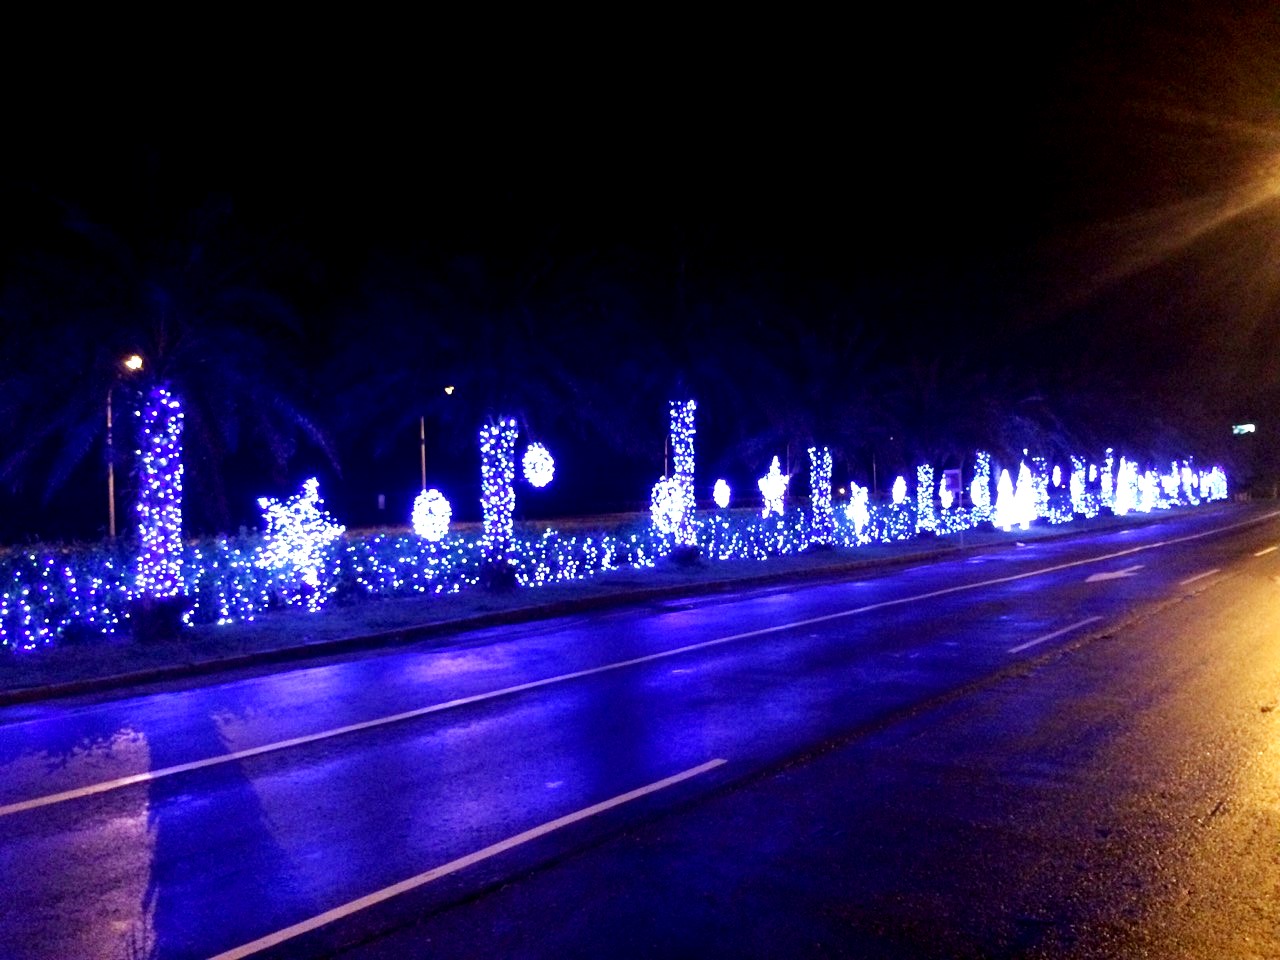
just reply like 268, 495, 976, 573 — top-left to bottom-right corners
1, 504, 1277, 959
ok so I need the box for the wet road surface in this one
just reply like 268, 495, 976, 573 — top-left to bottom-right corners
1, 504, 1277, 958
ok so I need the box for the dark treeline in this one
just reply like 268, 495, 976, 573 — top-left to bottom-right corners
0, 186, 1254, 545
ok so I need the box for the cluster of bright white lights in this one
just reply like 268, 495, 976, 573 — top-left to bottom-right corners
135, 385, 185, 599
939, 478, 954, 511
669, 401, 697, 546
650, 477, 683, 534
1202, 466, 1228, 500
257, 478, 346, 610
1113, 457, 1138, 516
1180, 463, 1200, 504
845, 482, 870, 537
1016, 461, 1036, 529
713, 479, 731, 510
809, 447, 834, 544
994, 463, 1036, 532
522, 443, 555, 488
480, 419, 519, 564
916, 464, 936, 533
891, 475, 907, 505
993, 469, 1014, 531
758, 457, 788, 518
411, 488, 452, 541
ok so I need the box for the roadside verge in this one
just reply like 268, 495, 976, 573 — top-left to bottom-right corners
0, 504, 1251, 707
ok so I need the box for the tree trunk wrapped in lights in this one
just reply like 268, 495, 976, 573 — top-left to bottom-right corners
479, 418, 519, 589
669, 400, 697, 549
915, 463, 936, 534
132, 383, 186, 639
969, 451, 992, 521
809, 446, 834, 545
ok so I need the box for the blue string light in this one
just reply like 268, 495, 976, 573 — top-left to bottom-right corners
0, 437, 1235, 651
669, 401, 698, 547
479, 419, 519, 566
810, 447, 835, 544
916, 464, 936, 533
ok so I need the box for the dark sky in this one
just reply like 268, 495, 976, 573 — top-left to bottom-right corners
10, 6, 1275, 311
10, 6, 1267, 330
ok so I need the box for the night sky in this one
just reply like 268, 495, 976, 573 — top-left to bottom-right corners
2, 4, 1277, 540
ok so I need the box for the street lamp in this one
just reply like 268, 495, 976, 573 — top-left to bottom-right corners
420, 386, 456, 490
107, 354, 144, 539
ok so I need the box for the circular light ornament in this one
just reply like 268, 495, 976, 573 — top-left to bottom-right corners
412, 488, 452, 542
651, 477, 684, 534
1052, 465, 1062, 487
522, 443, 555, 488
713, 478, 731, 509
891, 475, 907, 505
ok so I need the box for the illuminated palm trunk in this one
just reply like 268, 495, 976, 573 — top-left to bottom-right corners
479, 418, 518, 586
135, 384, 185, 600
669, 400, 697, 548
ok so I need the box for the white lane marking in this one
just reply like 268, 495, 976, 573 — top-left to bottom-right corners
1084, 564, 1144, 583
1179, 569, 1220, 586
208, 757, 726, 960
1254, 545, 1278, 557
4, 509, 1278, 819
1007, 616, 1102, 654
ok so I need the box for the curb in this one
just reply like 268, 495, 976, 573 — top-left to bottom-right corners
0, 545, 969, 707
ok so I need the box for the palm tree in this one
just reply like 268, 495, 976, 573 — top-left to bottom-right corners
0, 196, 333, 536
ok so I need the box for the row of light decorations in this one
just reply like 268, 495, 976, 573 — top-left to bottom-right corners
129, 390, 1228, 612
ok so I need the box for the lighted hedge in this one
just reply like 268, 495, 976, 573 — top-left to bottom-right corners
0, 458, 1228, 652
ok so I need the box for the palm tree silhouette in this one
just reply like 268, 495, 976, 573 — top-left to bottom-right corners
0, 195, 333, 535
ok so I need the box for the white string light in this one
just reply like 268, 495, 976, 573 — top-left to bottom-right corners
713, 479, 731, 510
257, 478, 346, 610
759, 457, 788, 518
845, 482, 869, 538
522, 443, 555, 488
651, 477, 683, 534
412, 488, 453, 541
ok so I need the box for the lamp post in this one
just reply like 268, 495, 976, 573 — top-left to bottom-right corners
419, 385, 456, 491
107, 354, 144, 539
